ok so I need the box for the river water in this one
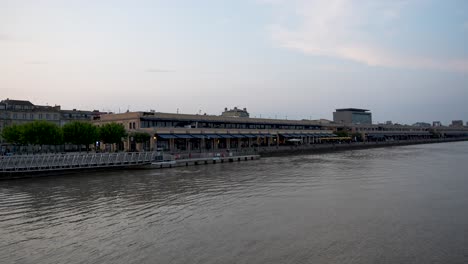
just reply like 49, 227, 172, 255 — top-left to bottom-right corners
1, 142, 468, 264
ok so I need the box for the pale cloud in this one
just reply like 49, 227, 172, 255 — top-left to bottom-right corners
145, 68, 175, 73
0, 34, 9, 41
265, 0, 468, 73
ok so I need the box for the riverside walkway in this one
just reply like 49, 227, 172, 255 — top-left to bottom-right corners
0, 152, 158, 179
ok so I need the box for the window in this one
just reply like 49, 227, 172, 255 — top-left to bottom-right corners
46, 114, 50, 120
30, 114, 34, 119
39, 114, 43, 119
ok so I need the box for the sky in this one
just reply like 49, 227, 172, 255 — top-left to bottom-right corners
1, 0, 467, 125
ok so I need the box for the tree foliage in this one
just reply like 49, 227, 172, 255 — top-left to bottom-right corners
129, 132, 150, 143
98, 123, 127, 144
1, 124, 25, 144
333, 130, 349, 137
63, 121, 99, 150
21, 121, 63, 146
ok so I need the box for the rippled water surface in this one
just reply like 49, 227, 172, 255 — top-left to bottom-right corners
1, 142, 468, 264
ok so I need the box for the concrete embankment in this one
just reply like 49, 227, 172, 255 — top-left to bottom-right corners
258, 138, 468, 157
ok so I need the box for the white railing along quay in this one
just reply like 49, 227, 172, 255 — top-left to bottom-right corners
0, 152, 159, 172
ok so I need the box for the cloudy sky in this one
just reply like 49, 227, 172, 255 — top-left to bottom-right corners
1, 0, 467, 124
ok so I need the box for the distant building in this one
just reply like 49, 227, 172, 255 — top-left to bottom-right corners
413, 122, 431, 128
221, 107, 250, 118
0, 99, 62, 131
385, 121, 393, 125
333, 108, 372, 124
432, 121, 442, 127
0, 98, 101, 142
451, 120, 464, 127
60, 109, 103, 125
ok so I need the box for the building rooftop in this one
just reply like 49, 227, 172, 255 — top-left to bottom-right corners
335, 108, 370, 112
1, 99, 34, 107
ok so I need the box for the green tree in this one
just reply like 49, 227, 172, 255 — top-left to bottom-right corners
63, 121, 99, 151
98, 123, 127, 151
22, 121, 63, 147
1, 124, 25, 145
129, 132, 150, 143
333, 130, 349, 137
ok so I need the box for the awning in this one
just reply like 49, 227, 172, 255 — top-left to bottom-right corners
157, 134, 178, 139
204, 134, 219, 139
217, 134, 234, 138
280, 134, 294, 138
175, 134, 194, 139
242, 134, 257, 138
230, 134, 246, 138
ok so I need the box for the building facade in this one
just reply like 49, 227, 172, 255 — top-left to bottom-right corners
451, 120, 464, 127
93, 111, 336, 152
0, 98, 99, 143
221, 107, 250, 118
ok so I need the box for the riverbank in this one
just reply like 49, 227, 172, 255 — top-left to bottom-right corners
2, 137, 467, 179
257, 137, 468, 157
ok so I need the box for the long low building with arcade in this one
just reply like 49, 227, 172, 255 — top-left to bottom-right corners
93, 107, 468, 152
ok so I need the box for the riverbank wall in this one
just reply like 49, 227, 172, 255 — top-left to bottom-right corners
257, 137, 468, 157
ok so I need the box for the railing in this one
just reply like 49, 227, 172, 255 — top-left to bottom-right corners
0, 152, 159, 172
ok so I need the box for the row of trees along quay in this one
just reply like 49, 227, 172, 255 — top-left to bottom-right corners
1, 121, 150, 153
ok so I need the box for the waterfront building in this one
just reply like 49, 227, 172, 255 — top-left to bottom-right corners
93, 111, 336, 152
333, 108, 372, 124
93, 108, 453, 152
413, 122, 431, 128
0, 98, 100, 143
60, 109, 103, 126
336, 123, 432, 141
0, 99, 61, 133
433, 121, 442, 127
451, 120, 464, 127
221, 107, 250, 118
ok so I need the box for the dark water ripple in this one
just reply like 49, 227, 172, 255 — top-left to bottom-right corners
1, 142, 468, 264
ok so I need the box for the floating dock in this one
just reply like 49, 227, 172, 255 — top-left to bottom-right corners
150, 154, 260, 169
0, 152, 157, 179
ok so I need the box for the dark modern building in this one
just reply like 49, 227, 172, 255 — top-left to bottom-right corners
333, 108, 372, 124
